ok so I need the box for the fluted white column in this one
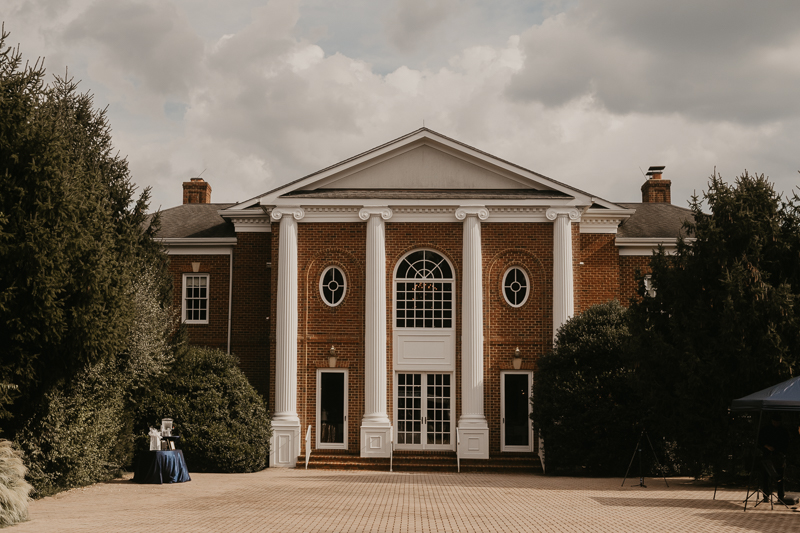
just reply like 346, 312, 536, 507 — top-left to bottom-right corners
359, 206, 392, 457
455, 206, 489, 459
547, 208, 579, 339
269, 206, 304, 466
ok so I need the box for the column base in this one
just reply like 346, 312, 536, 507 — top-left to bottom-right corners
457, 426, 489, 459
360, 424, 392, 458
270, 419, 301, 467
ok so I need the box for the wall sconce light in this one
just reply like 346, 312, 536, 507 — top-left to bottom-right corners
328, 345, 337, 368
513, 347, 522, 370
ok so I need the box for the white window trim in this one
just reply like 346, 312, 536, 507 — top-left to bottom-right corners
502, 266, 530, 308
316, 368, 348, 450
319, 266, 347, 307
392, 249, 456, 332
182, 273, 210, 324
500, 370, 534, 453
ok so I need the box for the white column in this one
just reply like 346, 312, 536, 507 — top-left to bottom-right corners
455, 206, 489, 459
358, 206, 393, 457
546, 208, 579, 339
269, 206, 304, 467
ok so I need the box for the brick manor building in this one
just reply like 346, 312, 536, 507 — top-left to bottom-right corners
156, 128, 690, 468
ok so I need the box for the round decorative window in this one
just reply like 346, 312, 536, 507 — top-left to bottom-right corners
502, 267, 529, 308
320, 266, 346, 307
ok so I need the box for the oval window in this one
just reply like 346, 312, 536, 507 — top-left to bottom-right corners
320, 266, 346, 307
503, 267, 529, 308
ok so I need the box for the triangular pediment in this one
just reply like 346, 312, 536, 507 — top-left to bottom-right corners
306, 144, 532, 191
225, 129, 621, 210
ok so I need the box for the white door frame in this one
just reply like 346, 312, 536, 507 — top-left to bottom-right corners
316, 368, 348, 450
500, 370, 533, 452
394, 371, 456, 451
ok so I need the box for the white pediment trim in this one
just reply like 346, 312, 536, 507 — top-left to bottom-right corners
221, 129, 622, 211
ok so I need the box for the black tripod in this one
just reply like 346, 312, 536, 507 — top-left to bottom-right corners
622, 428, 670, 488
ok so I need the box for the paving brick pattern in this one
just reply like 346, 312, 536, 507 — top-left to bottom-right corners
17, 471, 798, 532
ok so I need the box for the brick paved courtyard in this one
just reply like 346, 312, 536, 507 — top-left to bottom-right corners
15, 470, 798, 532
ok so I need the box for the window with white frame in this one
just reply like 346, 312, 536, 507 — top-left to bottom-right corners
395, 250, 454, 329
320, 266, 346, 307
502, 267, 529, 307
183, 274, 209, 323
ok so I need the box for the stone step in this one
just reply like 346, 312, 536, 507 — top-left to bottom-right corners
296, 451, 543, 473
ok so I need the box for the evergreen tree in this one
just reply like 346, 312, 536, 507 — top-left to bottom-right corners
0, 27, 166, 431
628, 172, 800, 475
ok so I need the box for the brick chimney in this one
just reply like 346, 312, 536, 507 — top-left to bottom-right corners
641, 166, 670, 203
183, 177, 212, 204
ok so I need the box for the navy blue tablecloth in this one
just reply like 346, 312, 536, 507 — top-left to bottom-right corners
133, 450, 191, 484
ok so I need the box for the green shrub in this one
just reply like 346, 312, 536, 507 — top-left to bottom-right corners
134, 346, 271, 473
14, 360, 132, 497
0, 440, 32, 527
532, 301, 639, 475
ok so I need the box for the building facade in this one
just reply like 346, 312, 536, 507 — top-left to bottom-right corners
157, 129, 691, 467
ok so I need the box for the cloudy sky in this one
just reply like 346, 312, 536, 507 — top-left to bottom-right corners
5, 0, 800, 210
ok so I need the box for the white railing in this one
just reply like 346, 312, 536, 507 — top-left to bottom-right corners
305, 425, 312, 470
389, 426, 394, 472
456, 427, 461, 473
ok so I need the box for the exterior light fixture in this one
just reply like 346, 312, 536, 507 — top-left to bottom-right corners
513, 347, 522, 370
329, 345, 337, 368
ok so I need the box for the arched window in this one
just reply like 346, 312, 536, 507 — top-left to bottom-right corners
502, 267, 529, 307
320, 266, 346, 307
395, 250, 454, 329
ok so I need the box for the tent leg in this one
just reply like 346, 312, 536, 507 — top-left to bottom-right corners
743, 411, 763, 512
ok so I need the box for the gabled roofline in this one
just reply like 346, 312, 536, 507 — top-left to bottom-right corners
222, 128, 624, 211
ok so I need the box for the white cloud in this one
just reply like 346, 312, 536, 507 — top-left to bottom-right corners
3, 0, 799, 211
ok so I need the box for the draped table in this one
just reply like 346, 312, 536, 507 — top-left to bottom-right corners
133, 450, 191, 484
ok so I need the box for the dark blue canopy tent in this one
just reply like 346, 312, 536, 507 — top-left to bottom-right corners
727, 376, 800, 510
731, 376, 800, 412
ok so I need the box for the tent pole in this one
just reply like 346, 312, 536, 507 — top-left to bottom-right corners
743, 410, 763, 512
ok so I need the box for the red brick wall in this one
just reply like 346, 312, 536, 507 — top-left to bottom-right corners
619, 255, 652, 306
483, 223, 553, 454
231, 232, 271, 397
169, 254, 230, 352
577, 233, 621, 311
297, 223, 366, 452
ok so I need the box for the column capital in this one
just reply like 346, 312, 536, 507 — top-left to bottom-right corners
455, 206, 489, 221
358, 206, 393, 221
546, 208, 580, 221
271, 207, 305, 221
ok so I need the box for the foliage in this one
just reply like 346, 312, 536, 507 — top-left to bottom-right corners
133, 346, 271, 473
14, 360, 132, 497
532, 301, 639, 475
628, 172, 800, 475
0, 439, 32, 527
0, 26, 164, 427
0, 26, 173, 496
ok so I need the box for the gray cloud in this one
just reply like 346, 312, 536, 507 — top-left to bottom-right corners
64, 0, 203, 97
385, 0, 458, 52
508, 0, 800, 123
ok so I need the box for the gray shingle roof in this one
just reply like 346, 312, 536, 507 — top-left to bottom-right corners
617, 202, 694, 239
281, 189, 572, 200
154, 203, 235, 238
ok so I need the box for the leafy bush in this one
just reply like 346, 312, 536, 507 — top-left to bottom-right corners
532, 301, 639, 475
14, 360, 132, 497
134, 346, 271, 473
0, 440, 32, 527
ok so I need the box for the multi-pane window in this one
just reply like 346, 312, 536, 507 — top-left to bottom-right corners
183, 274, 209, 323
395, 250, 453, 329
502, 267, 529, 307
320, 266, 346, 307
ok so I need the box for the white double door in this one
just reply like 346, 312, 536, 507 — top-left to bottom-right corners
395, 372, 454, 450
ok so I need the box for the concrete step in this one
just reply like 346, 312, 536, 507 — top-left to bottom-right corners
296, 451, 543, 473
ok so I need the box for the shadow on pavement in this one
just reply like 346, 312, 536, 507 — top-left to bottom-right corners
591, 496, 740, 510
